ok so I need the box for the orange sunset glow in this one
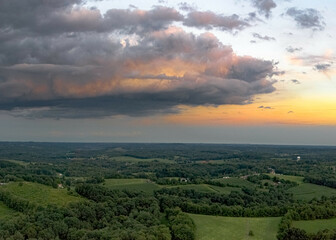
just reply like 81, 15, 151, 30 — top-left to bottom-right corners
0, 0, 336, 144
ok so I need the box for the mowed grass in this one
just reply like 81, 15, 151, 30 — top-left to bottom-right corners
0, 182, 82, 206
103, 179, 161, 194
0, 201, 16, 220
110, 156, 172, 164
268, 174, 304, 184
189, 213, 281, 240
287, 183, 336, 201
213, 177, 256, 188
293, 218, 336, 233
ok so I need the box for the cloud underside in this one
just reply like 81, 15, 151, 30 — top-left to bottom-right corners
286, 7, 325, 31
251, 0, 277, 18
0, 0, 277, 119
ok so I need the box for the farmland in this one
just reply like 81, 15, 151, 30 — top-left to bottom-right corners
103, 178, 243, 195
110, 156, 172, 164
102, 178, 160, 194
292, 218, 336, 233
213, 177, 256, 188
286, 183, 336, 201
2, 142, 336, 239
269, 174, 304, 184
0, 182, 82, 206
189, 213, 281, 240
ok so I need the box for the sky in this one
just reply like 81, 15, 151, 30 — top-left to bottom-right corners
0, 0, 336, 145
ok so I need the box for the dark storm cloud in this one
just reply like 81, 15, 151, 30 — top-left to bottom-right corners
286, 46, 302, 53
250, 0, 277, 18
252, 33, 275, 41
0, 0, 183, 35
184, 11, 250, 31
0, 0, 277, 119
286, 8, 325, 31
0, 0, 103, 34
103, 6, 184, 33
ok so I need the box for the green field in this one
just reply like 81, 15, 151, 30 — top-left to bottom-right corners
103, 179, 243, 195
103, 179, 161, 194
0, 159, 29, 166
169, 184, 241, 194
189, 213, 281, 240
110, 156, 172, 163
213, 177, 256, 188
268, 174, 304, 184
0, 201, 16, 220
293, 218, 336, 233
287, 183, 336, 201
169, 184, 217, 193
207, 185, 242, 194
0, 182, 82, 206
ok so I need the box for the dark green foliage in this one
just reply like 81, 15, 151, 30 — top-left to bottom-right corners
166, 208, 196, 240
2, 142, 336, 239
277, 199, 336, 240
0, 185, 171, 239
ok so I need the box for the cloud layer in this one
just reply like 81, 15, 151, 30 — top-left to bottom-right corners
0, 0, 277, 118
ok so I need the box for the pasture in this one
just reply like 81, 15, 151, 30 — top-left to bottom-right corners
110, 156, 172, 163
287, 183, 336, 201
213, 177, 256, 188
0, 159, 29, 166
293, 218, 336, 233
269, 174, 304, 184
103, 178, 161, 194
0, 182, 82, 206
189, 213, 281, 240
103, 179, 244, 195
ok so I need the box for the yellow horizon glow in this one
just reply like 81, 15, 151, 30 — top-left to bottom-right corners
162, 93, 336, 126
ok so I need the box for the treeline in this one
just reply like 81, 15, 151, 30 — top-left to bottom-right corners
304, 175, 336, 189
155, 185, 294, 217
0, 190, 37, 213
278, 198, 336, 240
166, 208, 196, 240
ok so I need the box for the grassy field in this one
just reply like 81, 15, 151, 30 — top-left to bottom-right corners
103, 179, 242, 195
189, 213, 281, 240
103, 179, 161, 194
268, 174, 304, 184
0, 201, 16, 220
207, 185, 242, 194
0, 182, 82, 206
0, 159, 29, 166
293, 218, 336, 233
213, 177, 256, 188
110, 156, 172, 163
287, 183, 336, 201
169, 184, 217, 193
